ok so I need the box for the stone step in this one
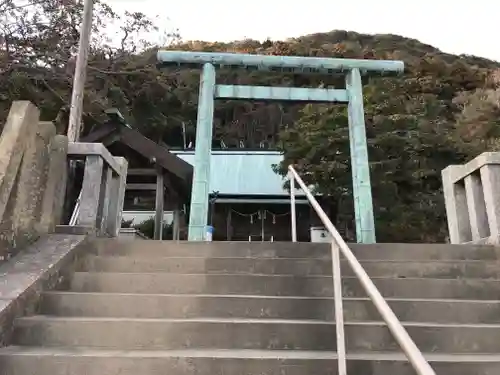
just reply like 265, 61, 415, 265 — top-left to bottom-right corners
93, 239, 499, 261
41, 292, 500, 323
13, 316, 500, 353
3, 347, 500, 375
3, 348, 500, 375
95, 240, 331, 259
81, 255, 500, 278
69, 272, 500, 299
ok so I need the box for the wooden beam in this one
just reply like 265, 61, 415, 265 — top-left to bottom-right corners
119, 127, 193, 183
79, 120, 193, 188
128, 169, 184, 203
227, 205, 232, 241
80, 123, 116, 143
126, 183, 157, 190
128, 168, 156, 176
162, 171, 180, 203
128, 168, 183, 202
154, 166, 164, 240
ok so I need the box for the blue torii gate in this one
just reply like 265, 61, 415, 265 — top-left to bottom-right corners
157, 51, 404, 243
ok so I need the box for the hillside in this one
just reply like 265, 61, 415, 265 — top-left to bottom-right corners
165, 31, 499, 150
1, 0, 500, 242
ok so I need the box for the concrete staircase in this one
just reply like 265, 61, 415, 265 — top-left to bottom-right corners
2, 240, 500, 374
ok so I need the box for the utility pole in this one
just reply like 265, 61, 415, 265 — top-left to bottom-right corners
67, 0, 94, 142
63, 0, 94, 225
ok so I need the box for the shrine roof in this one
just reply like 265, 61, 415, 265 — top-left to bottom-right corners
172, 150, 307, 197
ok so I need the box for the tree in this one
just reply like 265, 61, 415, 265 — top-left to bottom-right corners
0, 0, 178, 135
453, 69, 500, 148
276, 72, 477, 243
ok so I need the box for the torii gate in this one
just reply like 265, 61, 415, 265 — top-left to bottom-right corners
157, 51, 404, 243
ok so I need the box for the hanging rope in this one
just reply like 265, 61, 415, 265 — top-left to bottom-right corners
264, 210, 290, 224
230, 209, 259, 217
230, 209, 260, 224
230, 208, 291, 225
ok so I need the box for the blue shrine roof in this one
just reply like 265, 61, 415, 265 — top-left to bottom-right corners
171, 150, 306, 196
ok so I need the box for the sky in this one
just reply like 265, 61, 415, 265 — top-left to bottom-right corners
106, 0, 500, 62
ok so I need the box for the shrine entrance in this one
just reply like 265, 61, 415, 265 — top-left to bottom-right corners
157, 51, 404, 243
209, 201, 310, 242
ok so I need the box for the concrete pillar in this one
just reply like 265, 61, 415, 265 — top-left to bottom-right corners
154, 167, 164, 240
11, 121, 56, 237
0, 101, 39, 222
39, 135, 69, 233
107, 157, 128, 237
442, 166, 472, 244
188, 63, 216, 241
77, 155, 104, 228
346, 68, 376, 244
464, 173, 489, 241
173, 208, 180, 241
99, 166, 113, 235
480, 164, 500, 243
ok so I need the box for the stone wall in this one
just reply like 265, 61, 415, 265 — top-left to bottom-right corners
0, 102, 68, 261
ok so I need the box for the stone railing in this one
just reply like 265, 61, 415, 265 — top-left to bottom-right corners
0, 101, 127, 261
442, 152, 500, 244
64, 143, 127, 236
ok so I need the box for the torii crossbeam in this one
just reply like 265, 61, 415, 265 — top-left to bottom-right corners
157, 51, 404, 243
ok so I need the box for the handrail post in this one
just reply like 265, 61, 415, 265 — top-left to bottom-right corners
331, 242, 347, 375
289, 173, 297, 242
77, 155, 104, 229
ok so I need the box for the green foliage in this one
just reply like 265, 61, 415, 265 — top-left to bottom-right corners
121, 219, 134, 228
275, 47, 497, 242
133, 218, 172, 239
453, 73, 500, 146
2, 2, 500, 242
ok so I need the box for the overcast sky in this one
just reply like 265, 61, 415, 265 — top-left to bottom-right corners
105, 0, 500, 62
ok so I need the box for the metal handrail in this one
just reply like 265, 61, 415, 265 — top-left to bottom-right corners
69, 189, 82, 226
288, 165, 436, 375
